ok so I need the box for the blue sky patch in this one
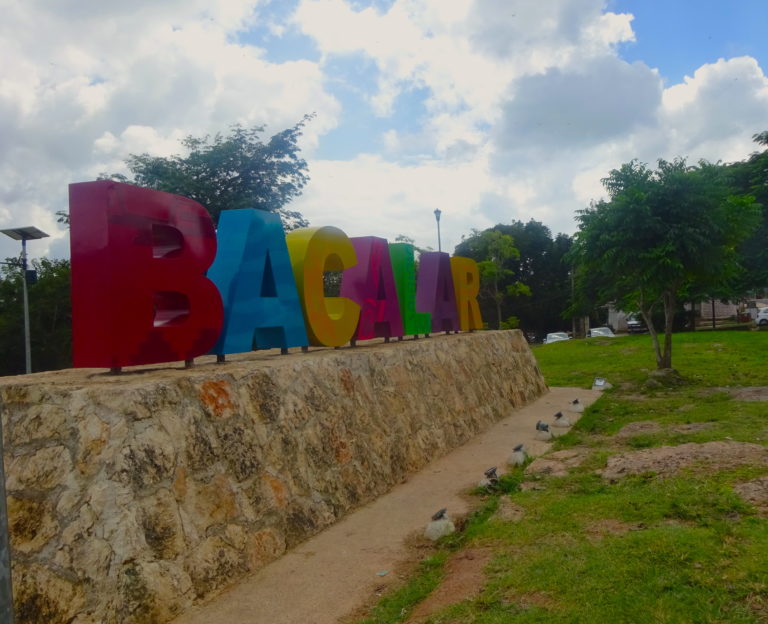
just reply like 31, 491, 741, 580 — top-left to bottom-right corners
316, 53, 431, 160
612, 0, 768, 84
237, 0, 321, 63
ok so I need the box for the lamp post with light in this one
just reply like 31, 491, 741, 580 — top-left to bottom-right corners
433, 208, 442, 253
0, 226, 49, 374
0, 227, 44, 624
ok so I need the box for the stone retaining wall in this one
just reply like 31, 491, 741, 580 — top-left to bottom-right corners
0, 330, 547, 623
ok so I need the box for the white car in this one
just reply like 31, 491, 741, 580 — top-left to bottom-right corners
757, 308, 768, 326
543, 332, 571, 344
587, 327, 616, 338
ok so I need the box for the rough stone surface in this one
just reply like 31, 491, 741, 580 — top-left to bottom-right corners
0, 331, 547, 623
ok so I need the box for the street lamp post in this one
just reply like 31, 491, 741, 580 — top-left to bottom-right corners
0, 227, 47, 623
433, 208, 442, 253
0, 226, 49, 374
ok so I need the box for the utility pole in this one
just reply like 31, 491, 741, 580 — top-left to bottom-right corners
0, 226, 49, 623
433, 209, 442, 253
1, 226, 49, 374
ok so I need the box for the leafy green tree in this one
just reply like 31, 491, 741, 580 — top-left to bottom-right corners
493, 221, 572, 336
394, 234, 433, 255
569, 158, 760, 370
0, 258, 71, 375
729, 131, 768, 293
455, 221, 571, 337
456, 229, 530, 328
62, 116, 314, 229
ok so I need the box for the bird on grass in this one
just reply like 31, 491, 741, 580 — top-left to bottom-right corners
478, 466, 499, 489
507, 443, 527, 467
535, 420, 552, 441
568, 399, 584, 413
551, 411, 572, 428
425, 507, 455, 540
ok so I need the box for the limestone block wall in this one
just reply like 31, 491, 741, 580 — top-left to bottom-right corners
0, 330, 547, 623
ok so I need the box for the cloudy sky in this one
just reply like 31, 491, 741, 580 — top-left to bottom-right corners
2, 0, 767, 261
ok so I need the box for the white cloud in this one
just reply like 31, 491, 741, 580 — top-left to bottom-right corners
494, 56, 662, 151
659, 57, 768, 160
1, 0, 767, 266
0, 0, 340, 258
293, 152, 496, 253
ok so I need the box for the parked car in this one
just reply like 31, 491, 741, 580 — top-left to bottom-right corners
587, 327, 616, 338
757, 308, 768, 326
626, 314, 647, 334
543, 332, 571, 344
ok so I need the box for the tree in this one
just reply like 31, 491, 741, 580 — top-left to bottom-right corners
455, 221, 571, 336
456, 229, 530, 328
569, 158, 760, 370
0, 258, 71, 375
492, 221, 572, 336
729, 131, 768, 293
90, 115, 315, 229
394, 234, 433, 255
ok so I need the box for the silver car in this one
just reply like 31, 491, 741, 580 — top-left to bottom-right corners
543, 332, 571, 344
587, 327, 616, 338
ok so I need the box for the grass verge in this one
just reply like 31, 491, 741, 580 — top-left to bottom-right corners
352, 331, 768, 623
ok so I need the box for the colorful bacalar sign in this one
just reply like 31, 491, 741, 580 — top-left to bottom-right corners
69, 181, 484, 368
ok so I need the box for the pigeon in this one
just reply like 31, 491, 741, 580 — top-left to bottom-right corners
535, 420, 552, 441
507, 443, 527, 467
478, 466, 500, 489
425, 508, 455, 540
567, 399, 584, 413
551, 411, 572, 428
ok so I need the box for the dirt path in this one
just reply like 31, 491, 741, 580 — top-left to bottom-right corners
173, 387, 601, 624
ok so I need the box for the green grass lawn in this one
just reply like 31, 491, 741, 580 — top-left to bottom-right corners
532, 331, 768, 388
354, 331, 768, 624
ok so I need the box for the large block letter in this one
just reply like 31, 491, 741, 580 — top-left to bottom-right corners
340, 237, 403, 341
416, 252, 460, 333
450, 256, 483, 331
285, 227, 360, 347
208, 209, 308, 353
388, 243, 431, 336
69, 181, 224, 367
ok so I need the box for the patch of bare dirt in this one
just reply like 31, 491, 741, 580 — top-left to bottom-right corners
733, 476, 768, 515
584, 519, 645, 541
407, 548, 493, 623
669, 422, 713, 434
519, 481, 546, 492
615, 421, 662, 438
493, 498, 525, 523
502, 590, 555, 611
747, 593, 768, 620
599, 441, 768, 482
524, 448, 590, 477
615, 421, 713, 440
724, 386, 768, 402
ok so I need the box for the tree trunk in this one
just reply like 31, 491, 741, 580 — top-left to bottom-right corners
661, 291, 676, 369
640, 306, 663, 369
